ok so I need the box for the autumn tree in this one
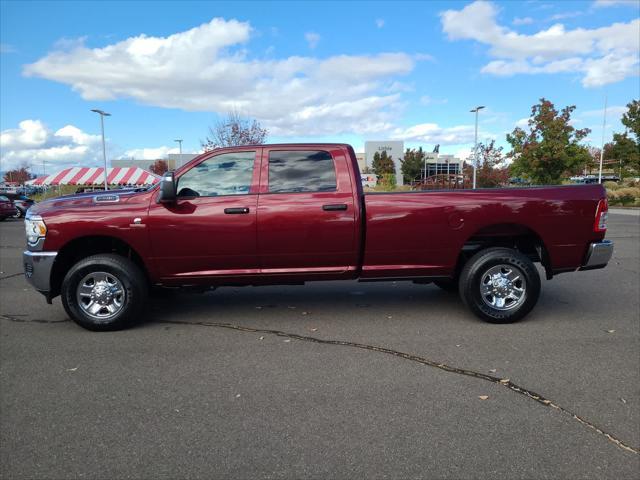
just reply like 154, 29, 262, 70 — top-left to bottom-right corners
149, 160, 169, 175
372, 150, 396, 176
401, 147, 426, 183
507, 98, 591, 184
202, 110, 268, 151
3, 166, 32, 183
464, 140, 510, 188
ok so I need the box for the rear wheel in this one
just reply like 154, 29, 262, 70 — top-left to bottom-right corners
459, 247, 540, 324
61, 254, 148, 331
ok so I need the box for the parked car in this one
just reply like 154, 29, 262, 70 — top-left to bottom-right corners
23, 144, 613, 331
4, 193, 35, 218
0, 195, 17, 221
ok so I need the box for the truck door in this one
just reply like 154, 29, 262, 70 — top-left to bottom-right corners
147, 149, 261, 281
257, 146, 359, 276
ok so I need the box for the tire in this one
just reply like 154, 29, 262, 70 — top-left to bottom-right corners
61, 254, 148, 331
13, 210, 22, 219
458, 247, 540, 324
434, 279, 459, 293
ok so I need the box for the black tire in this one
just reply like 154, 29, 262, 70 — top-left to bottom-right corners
434, 279, 459, 293
458, 247, 540, 324
13, 210, 22, 219
61, 254, 148, 331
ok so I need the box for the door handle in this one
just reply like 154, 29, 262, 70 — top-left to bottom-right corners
322, 204, 348, 211
224, 207, 250, 214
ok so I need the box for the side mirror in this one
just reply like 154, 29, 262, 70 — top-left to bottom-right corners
157, 171, 176, 203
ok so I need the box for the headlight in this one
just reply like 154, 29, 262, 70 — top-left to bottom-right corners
24, 215, 47, 246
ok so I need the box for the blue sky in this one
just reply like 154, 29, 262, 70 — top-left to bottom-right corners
1, 0, 639, 174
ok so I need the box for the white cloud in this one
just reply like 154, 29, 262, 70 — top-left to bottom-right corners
420, 95, 448, 106
512, 17, 534, 26
376, 18, 385, 28
593, 0, 639, 7
548, 11, 583, 21
24, 18, 419, 136
0, 119, 187, 174
120, 146, 179, 160
0, 120, 104, 173
0, 43, 16, 54
305, 31, 320, 49
391, 123, 495, 145
441, 0, 640, 87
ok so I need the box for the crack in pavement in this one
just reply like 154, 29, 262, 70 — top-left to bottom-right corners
1, 313, 637, 455
157, 319, 639, 456
0, 313, 69, 324
0, 272, 23, 281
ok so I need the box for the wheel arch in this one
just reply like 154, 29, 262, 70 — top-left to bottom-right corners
50, 235, 150, 299
454, 222, 552, 280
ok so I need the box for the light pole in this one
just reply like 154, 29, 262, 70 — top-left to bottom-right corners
174, 139, 183, 154
470, 105, 485, 189
91, 109, 111, 190
598, 95, 607, 184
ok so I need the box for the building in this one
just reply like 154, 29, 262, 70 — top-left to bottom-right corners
364, 141, 404, 185
112, 153, 199, 171
423, 153, 464, 178
354, 152, 366, 172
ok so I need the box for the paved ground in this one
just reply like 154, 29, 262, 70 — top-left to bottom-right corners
1, 214, 638, 479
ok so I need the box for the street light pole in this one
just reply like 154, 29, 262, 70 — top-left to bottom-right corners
174, 139, 183, 155
91, 109, 111, 190
470, 106, 485, 189
598, 95, 607, 184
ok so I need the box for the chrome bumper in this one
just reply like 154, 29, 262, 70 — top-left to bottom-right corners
580, 240, 613, 271
23, 251, 57, 293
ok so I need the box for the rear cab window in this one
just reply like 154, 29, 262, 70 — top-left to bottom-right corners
268, 150, 337, 193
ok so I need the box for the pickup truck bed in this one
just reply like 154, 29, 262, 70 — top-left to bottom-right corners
23, 143, 612, 330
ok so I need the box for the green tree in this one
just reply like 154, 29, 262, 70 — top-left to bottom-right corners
603, 100, 640, 177
372, 150, 395, 176
507, 98, 591, 184
621, 99, 639, 140
400, 147, 425, 183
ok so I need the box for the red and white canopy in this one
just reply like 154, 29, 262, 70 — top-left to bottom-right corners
27, 167, 159, 186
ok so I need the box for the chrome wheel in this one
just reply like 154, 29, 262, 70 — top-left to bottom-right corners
480, 264, 526, 311
76, 272, 126, 320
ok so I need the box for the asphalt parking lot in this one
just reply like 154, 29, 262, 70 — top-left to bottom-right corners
1, 212, 639, 479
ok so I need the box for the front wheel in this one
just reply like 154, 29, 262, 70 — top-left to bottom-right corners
459, 247, 540, 324
61, 254, 148, 331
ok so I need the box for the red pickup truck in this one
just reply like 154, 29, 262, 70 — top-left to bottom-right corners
23, 144, 612, 330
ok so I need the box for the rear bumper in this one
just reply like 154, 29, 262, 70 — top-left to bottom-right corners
23, 251, 57, 294
579, 240, 613, 271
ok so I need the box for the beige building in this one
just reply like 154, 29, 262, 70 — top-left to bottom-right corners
112, 153, 199, 171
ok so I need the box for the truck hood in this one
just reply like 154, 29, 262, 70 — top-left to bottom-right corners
29, 188, 154, 217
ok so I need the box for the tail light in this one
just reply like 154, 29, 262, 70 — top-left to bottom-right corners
594, 198, 608, 232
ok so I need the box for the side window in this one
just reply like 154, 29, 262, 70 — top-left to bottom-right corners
177, 151, 255, 197
268, 150, 337, 193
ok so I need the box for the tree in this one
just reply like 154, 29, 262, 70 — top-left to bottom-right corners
401, 147, 426, 183
507, 98, 591, 184
149, 160, 169, 175
464, 140, 510, 188
3, 166, 32, 183
602, 100, 640, 177
621, 99, 639, 140
372, 150, 396, 177
201, 110, 268, 151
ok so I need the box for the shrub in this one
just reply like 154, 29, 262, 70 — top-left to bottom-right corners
603, 181, 619, 190
615, 187, 640, 205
